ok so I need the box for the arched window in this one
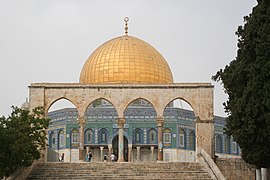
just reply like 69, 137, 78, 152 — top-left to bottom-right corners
85, 129, 93, 144
179, 128, 185, 148
148, 128, 157, 144
134, 128, 142, 143
189, 130, 195, 150
216, 134, 223, 153
58, 130, 65, 149
71, 129, 79, 144
163, 128, 171, 144
49, 132, 56, 149
232, 141, 238, 154
224, 136, 230, 154
99, 129, 107, 144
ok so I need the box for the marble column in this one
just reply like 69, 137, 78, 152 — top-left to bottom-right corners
108, 144, 112, 162
128, 145, 132, 162
116, 118, 126, 162
78, 116, 85, 161
156, 117, 164, 161
150, 146, 154, 161
136, 146, 141, 162
100, 146, 104, 162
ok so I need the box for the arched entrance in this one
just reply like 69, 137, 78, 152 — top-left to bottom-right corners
112, 135, 128, 162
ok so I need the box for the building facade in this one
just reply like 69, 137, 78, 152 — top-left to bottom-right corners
28, 19, 239, 163
47, 103, 240, 162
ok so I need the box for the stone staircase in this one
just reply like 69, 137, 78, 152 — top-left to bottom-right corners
27, 162, 213, 180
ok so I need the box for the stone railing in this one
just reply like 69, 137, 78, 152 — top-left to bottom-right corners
197, 149, 226, 180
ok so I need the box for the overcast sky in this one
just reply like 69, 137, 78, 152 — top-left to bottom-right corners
0, 0, 257, 117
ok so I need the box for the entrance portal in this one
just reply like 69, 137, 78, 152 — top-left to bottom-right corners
112, 135, 128, 162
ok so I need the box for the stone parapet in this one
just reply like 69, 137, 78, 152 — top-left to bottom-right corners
215, 158, 257, 180
30, 82, 213, 88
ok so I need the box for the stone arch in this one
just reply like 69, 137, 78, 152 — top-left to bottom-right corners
121, 97, 157, 118
123, 97, 157, 119
84, 97, 119, 117
46, 97, 79, 116
110, 131, 132, 145
162, 97, 196, 118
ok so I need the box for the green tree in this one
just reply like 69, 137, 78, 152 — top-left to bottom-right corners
213, 0, 270, 169
0, 106, 50, 178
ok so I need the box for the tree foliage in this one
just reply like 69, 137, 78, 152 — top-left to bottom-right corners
213, 0, 270, 168
0, 106, 50, 178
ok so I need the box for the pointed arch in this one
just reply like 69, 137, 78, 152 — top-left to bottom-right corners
123, 97, 157, 115
148, 128, 158, 144
133, 128, 143, 144
70, 128, 79, 148
84, 128, 94, 144
163, 97, 195, 117
124, 98, 157, 123
215, 134, 223, 153
179, 128, 186, 148
46, 97, 78, 114
58, 129, 65, 149
189, 130, 196, 150
99, 128, 108, 144
49, 131, 56, 149
85, 98, 118, 118
224, 136, 230, 154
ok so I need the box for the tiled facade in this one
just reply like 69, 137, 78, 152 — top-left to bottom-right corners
47, 106, 240, 162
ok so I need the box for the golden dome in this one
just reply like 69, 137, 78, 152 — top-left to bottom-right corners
79, 35, 173, 84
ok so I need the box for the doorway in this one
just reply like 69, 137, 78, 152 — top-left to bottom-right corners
112, 135, 128, 161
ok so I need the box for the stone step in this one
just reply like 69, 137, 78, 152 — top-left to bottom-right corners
27, 162, 213, 180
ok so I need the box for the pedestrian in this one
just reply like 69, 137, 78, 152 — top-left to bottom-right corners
60, 153, 65, 162
88, 151, 92, 162
103, 153, 108, 162
110, 153, 116, 162
85, 153, 89, 162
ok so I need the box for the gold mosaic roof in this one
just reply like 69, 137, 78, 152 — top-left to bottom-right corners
79, 35, 173, 84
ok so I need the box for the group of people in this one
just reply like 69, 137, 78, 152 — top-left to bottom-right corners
86, 151, 93, 162
59, 151, 117, 162
86, 151, 117, 162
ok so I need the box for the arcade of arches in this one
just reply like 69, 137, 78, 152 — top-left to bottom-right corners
30, 83, 214, 162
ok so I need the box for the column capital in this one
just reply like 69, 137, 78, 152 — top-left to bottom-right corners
136, 146, 141, 150
156, 116, 164, 127
116, 118, 126, 128
195, 116, 214, 123
100, 146, 104, 150
77, 116, 86, 126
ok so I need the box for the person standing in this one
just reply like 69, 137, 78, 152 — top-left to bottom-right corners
60, 153, 65, 162
103, 153, 108, 162
110, 153, 116, 162
88, 151, 92, 162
